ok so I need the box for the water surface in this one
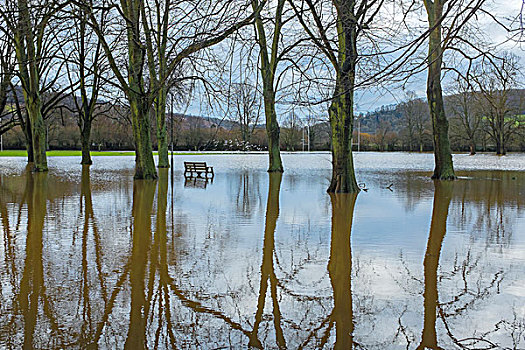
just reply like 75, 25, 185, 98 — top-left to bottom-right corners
1, 153, 524, 349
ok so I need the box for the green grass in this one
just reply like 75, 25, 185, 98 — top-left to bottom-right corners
0, 150, 222, 157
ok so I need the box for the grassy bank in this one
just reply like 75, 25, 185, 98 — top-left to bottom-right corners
0, 150, 215, 157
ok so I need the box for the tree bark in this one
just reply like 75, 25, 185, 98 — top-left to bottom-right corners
22, 116, 34, 163
126, 0, 157, 179
80, 119, 92, 165
264, 89, 284, 172
155, 87, 169, 168
328, 95, 360, 193
327, 2, 360, 193
469, 141, 476, 155
496, 122, 505, 155
130, 95, 157, 179
253, 0, 284, 173
14, 0, 47, 172
26, 97, 47, 171
425, 0, 455, 180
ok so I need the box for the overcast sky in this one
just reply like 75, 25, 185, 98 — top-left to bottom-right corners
187, 0, 524, 119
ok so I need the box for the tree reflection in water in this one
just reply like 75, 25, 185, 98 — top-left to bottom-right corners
18, 171, 49, 349
249, 172, 285, 349
327, 193, 358, 349
416, 181, 453, 350
0, 161, 524, 349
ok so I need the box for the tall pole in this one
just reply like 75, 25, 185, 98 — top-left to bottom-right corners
357, 117, 361, 152
0, 117, 3, 152
302, 126, 305, 152
170, 93, 174, 170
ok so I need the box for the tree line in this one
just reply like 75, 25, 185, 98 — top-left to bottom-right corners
0, 0, 523, 192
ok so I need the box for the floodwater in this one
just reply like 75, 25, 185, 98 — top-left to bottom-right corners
0, 152, 524, 349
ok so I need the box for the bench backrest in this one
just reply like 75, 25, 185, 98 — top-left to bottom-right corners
184, 162, 208, 171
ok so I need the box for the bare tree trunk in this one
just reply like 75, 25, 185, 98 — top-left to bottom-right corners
23, 116, 34, 163
327, 1, 360, 193
469, 141, 476, 155
15, 0, 47, 172
130, 95, 157, 179
127, 0, 157, 179
155, 87, 169, 168
496, 119, 506, 155
80, 118, 92, 165
26, 97, 47, 171
264, 89, 284, 172
328, 94, 359, 193
253, 0, 284, 173
425, 0, 455, 180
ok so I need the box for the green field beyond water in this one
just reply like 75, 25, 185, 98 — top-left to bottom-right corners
0, 150, 212, 157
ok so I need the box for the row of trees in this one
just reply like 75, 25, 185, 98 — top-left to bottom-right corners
0, 0, 522, 191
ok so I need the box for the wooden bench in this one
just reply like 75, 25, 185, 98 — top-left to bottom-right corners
184, 161, 214, 178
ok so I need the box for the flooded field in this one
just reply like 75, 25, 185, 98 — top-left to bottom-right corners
1, 152, 524, 349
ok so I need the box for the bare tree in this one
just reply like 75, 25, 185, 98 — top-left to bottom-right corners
62, 4, 110, 165
289, 0, 394, 192
0, 0, 68, 171
400, 92, 430, 152
281, 110, 302, 151
251, 0, 291, 172
80, 0, 260, 178
422, 0, 488, 179
447, 76, 483, 155
0, 33, 17, 136
228, 81, 262, 146
472, 53, 524, 155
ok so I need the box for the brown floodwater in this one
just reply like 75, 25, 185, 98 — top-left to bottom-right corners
0, 152, 524, 349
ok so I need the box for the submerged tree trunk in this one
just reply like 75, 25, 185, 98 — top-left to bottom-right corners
80, 118, 92, 165
155, 87, 169, 168
469, 141, 476, 155
328, 95, 359, 193
425, 0, 455, 180
26, 97, 47, 171
253, 0, 284, 173
327, 6, 360, 193
263, 89, 284, 172
130, 95, 157, 179
496, 122, 505, 155
15, 0, 47, 172
22, 116, 34, 163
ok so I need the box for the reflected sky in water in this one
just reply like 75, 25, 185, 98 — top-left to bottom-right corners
0, 153, 524, 349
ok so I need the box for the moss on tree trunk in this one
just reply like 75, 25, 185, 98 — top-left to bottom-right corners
130, 97, 157, 179
327, 97, 360, 193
